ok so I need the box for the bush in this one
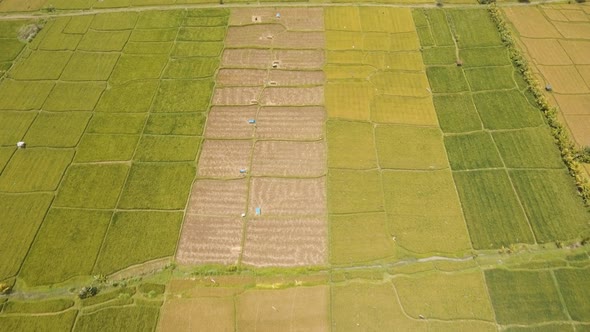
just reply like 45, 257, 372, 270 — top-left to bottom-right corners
0, 283, 12, 295
17, 23, 42, 43
78, 286, 98, 299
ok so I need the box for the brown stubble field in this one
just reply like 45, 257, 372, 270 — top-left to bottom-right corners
176, 7, 328, 269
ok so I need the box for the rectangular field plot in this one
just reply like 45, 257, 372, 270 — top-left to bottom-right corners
204, 106, 256, 139
145, 112, 206, 136
163, 57, 219, 79
382, 169, 464, 218
221, 48, 272, 69
328, 169, 384, 214
332, 282, 423, 331
330, 213, 395, 265
388, 213, 471, 254
464, 66, 517, 91
187, 179, 248, 216
259, 87, 324, 106
0, 112, 36, 145
118, 163, 195, 209
473, 90, 544, 130
0, 80, 54, 110
135, 135, 200, 162
256, 106, 325, 140
19, 209, 112, 286
453, 170, 534, 249
60, 52, 119, 81
421, 47, 456, 66
0, 193, 52, 280
492, 127, 564, 169
208, 68, 266, 87
393, 271, 495, 321
75, 134, 138, 162
485, 269, 568, 324
251, 141, 326, 177
448, 9, 502, 48
554, 267, 590, 322
375, 124, 448, 170
360, 7, 414, 33
241, 217, 327, 267
459, 47, 512, 68
78, 30, 131, 51
9, 51, 72, 80
96, 80, 159, 113
325, 82, 373, 120
159, 297, 235, 332
370, 71, 430, 97
426, 66, 469, 93
249, 177, 326, 216
197, 140, 252, 178
363, 52, 424, 71
433, 94, 482, 133
326, 120, 377, 169
237, 286, 329, 331
64, 15, 93, 34
110, 54, 168, 85
178, 26, 227, 42
86, 113, 146, 134
24, 111, 91, 147
444, 132, 503, 170
509, 169, 590, 243
212, 87, 263, 106
0, 147, 14, 172
176, 215, 243, 265
44, 82, 106, 111
136, 10, 184, 29
0, 311, 77, 332
424, 9, 454, 46
325, 7, 361, 31
370, 95, 438, 126
94, 211, 183, 275
267, 70, 325, 87
54, 164, 128, 209
74, 306, 159, 332
91, 12, 138, 30
0, 148, 74, 192
124, 41, 173, 54
153, 80, 214, 112
538, 65, 590, 94
172, 41, 223, 57
130, 28, 177, 42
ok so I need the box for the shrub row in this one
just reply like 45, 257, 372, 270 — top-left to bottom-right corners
488, 4, 590, 205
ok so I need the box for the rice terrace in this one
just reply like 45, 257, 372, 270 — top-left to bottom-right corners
0, 0, 589, 330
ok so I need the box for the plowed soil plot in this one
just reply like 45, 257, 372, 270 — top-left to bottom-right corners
225, 24, 286, 48
216, 69, 267, 86
251, 141, 326, 177
259, 87, 324, 106
229, 8, 324, 31
204, 106, 257, 139
221, 48, 272, 69
241, 217, 327, 266
273, 31, 326, 49
197, 140, 253, 177
267, 70, 325, 86
256, 106, 325, 140
249, 177, 326, 216
212, 87, 263, 105
187, 179, 248, 216
274, 50, 325, 70
176, 215, 244, 265
159, 297, 235, 332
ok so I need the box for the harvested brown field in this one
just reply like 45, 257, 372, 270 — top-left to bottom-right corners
256, 106, 325, 140
251, 141, 326, 177
176, 215, 244, 265
205, 106, 257, 139
212, 87, 263, 105
521, 38, 572, 65
159, 296, 235, 332
503, 7, 562, 38
554, 94, 590, 115
273, 31, 326, 49
274, 50, 325, 70
552, 21, 590, 39
241, 217, 327, 266
236, 286, 329, 330
187, 179, 248, 216
229, 8, 324, 31
197, 140, 253, 177
564, 114, 590, 145
225, 24, 286, 48
542, 8, 568, 21
259, 86, 324, 106
249, 177, 326, 216
267, 70, 325, 86
560, 9, 588, 22
577, 65, 590, 87
216, 69, 267, 86
221, 48, 272, 69
560, 40, 590, 64
538, 65, 590, 93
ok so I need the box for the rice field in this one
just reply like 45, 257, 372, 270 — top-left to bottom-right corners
0, 3, 589, 331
